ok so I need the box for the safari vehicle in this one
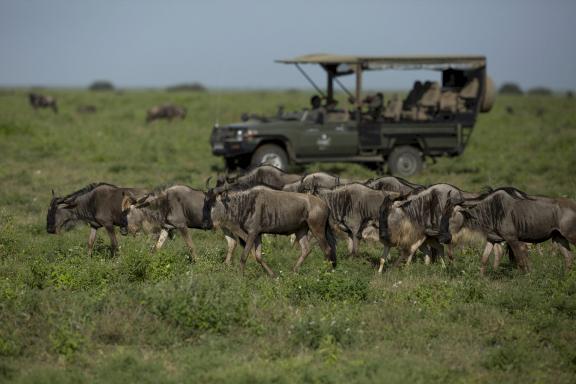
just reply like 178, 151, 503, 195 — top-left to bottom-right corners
210, 54, 495, 176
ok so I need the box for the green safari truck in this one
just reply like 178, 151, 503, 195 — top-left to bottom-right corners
210, 54, 495, 176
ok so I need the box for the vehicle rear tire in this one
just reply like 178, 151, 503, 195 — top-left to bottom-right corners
251, 144, 289, 171
388, 146, 423, 177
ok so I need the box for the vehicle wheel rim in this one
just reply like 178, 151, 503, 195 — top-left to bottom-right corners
397, 153, 418, 175
260, 153, 283, 169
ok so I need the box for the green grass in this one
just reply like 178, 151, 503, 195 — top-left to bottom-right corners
0, 88, 575, 383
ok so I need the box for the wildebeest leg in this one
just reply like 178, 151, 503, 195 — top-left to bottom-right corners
508, 240, 529, 273
351, 233, 360, 257
254, 235, 276, 277
178, 228, 198, 261
493, 243, 504, 271
425, 238, 444, 265
87, 227, 98, 256
105, 226, 118, 256
378, 244, 391, 274
396, 237, 427, 267
293, 228, 312, 273
479, 242, 494, 276
224, 234, 237, 265
153, 229, 169, 251
553, 235, 574, 270
239, 233, 257, 275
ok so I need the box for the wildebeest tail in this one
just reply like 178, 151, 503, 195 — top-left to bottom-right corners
379, 195, 394, 242
325, 222, 337, 268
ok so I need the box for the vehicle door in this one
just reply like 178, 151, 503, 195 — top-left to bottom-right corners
296, 111, 358, 157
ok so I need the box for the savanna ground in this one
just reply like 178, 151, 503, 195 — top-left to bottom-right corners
0, 88, 575, 383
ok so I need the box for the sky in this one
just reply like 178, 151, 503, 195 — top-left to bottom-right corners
0, 0, 575, 91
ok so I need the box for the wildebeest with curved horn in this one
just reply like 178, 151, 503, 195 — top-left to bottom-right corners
29, 93, 58, 113
121, 185, 213, 260
203, 185, 337, 277
438, 187, 576, 273
378, 183, 482, 271
146, 104, 187, 123
47, 183, 148, 255
303, 181, 400, 257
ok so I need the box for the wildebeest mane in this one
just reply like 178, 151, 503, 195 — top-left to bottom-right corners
475, 186, 532, 201
57, 182, 118, 204
400, 189, 442, 227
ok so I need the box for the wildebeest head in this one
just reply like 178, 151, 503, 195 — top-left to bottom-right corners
202, 188, 217, 229
46, 191, 78, 234
438, 191, 469, 244
120, 192, 157, 235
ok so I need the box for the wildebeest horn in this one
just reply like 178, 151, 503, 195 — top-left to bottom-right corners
205, 176, 213, 189
121, 192, 136, 212
51, 189, 55, 198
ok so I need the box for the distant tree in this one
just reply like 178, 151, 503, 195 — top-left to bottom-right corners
166, 82, 206, 92
89, 80, 115, 91
565, 90, 573, 99
527, 87, 553, 96
498, 82, 523, 95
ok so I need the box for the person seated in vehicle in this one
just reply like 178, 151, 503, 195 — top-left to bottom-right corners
362, 92, 384, 120
306, 94, 325, 123
417, 81, 441, 118
457, 78, 480, 112
401, 81, 425, 120
324, 98, 349, 123
383, 94, 402, 122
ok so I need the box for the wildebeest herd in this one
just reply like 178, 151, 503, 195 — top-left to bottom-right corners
46, 165, 576, 277
28, 92, 186, 123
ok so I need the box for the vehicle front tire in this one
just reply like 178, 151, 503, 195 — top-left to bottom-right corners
251, 144, 289, 171
388, 145, 423, 177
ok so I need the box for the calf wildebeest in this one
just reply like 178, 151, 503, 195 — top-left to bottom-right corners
303, 182, 399, 257
282, 172, 351, 192
438, 187, 576, 273
47, 183, 148, 256
146, 104, 187, 123
29, 93, 58, 113
121, 185, 213, 260
378, 183, 481, 271
203, 186, 337, 277
364, 176, 424, 194
216, 165, 301, 192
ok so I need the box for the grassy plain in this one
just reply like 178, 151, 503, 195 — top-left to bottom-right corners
0, 88, 575, 383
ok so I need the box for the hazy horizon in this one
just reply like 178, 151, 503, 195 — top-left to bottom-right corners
1, 0, 575, 91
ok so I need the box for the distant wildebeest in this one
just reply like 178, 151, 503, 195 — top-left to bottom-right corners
282, 172, 351, 192
77, 105, 97, 114
47, 183, 148, 256
438, 187, 576, 273
364, 176, 424, 194
146, 104, 187, 123
203, 185, 337, 277
216, 165, 301, 192
303, 182, 399, 257
378, 183, 482, 271
121, 185, 215, 261
29, 93, 58, 113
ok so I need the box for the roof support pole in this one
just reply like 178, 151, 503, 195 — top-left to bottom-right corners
327, 69, 334, 104
355, 63, 363, 110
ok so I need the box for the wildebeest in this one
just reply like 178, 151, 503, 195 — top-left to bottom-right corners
29, 93, 58, 113
121, 185, 213, 260
47, 183, 147, 256
203, 186, 337, 277
364, 176, 424, 194
304, 182, 399, 257
282, 172, 351, 192
438, 187, 576, 273
146, 104, 187, 123
377, 183, 481, 271
216, 165, 301, 192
